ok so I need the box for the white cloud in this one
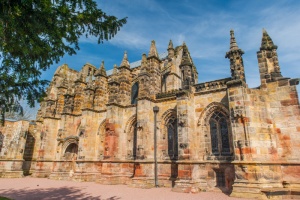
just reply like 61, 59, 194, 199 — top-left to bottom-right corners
57, 0, 300, 90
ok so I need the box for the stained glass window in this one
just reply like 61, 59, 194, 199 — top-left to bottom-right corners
167, 118, 178, 159
131, 82, 139, 104
210, 120, 219, 154
209, 112, 230, 155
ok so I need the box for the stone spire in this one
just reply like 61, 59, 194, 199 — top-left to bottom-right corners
168, 40, 175, 59
260, 29, 277, 50
109, 64, 119, 83
94, 60, 108, 110
140, 53, 148, 72
99, 60, 107, 76
95, 60, 107, 77
180, 42, 195, 90
180, 42, 193, 66
120, 51, 130, 69
168, 40, 174, 49
118, 51, 132, 105
148, 40, 159, 58
257, 29, 282, 84
229, 29, 239, 51
112, 64, 118, 75
108, 64, 120, 104
138, 53, 150, 98
225, 30, 246, 82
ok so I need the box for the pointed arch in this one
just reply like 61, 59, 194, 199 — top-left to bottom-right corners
61, 136, 79, 160
75, 121, 85, 137
161, 109, 177, 125
96, 119, 106, 160
124, 115, 137, 134
97, 119, 106, 136
125, 115, 137, 160
161, 108, 177, 137
160, 108, 178, 160
198, 102, 230, 127
198, 102, 233, 159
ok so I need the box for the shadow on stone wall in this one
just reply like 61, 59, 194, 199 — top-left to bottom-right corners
22, 132, 35, 175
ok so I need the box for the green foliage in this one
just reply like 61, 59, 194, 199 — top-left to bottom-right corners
0, 0, 127, 124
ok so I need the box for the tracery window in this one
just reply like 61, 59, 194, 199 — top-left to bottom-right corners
131, 82, 139, 104
209, 111, 230, 155
167, 118, 178, 159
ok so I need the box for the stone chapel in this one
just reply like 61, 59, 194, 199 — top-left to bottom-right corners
0, 30, 299, 199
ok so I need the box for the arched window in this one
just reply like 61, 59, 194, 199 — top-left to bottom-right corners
64, 143, 78, 160
209, 111, 230, 155
0, 132, 4, 153
131, 82, 139, 104
167, 118, 178, 159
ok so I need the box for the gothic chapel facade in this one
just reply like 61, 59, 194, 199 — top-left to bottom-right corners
0, 30, 300, 199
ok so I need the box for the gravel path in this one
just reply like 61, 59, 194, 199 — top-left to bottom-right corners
0, 177, 250, 200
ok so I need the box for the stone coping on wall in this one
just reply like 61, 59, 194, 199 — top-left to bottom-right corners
194, 77, 232, 94
81, 108, 107, 113
106, 103, 137, 108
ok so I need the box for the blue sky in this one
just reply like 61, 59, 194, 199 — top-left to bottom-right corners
42, 0, 300, 91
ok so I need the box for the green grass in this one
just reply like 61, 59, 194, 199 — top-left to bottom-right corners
0, 197, 12, 200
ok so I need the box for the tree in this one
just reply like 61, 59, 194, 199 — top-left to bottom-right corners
0, 0, 127, 124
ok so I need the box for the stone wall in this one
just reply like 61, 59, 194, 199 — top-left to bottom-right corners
0, 120, 29, 177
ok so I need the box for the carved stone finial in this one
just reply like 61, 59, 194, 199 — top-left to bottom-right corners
168, 40, 174, 50
260, 29, 277, 50
229, 29, 239, 51
148, 40, 159, 58
120, 51, 130, 69
225, 30, 246, 82
95, 60, 107, 77
180, 42, 192, 66
168, 40, 175, 59
100, 60, 107, 76
113, 64, 118, 75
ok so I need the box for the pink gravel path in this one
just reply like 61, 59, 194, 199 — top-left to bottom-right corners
0, 177, 251, 200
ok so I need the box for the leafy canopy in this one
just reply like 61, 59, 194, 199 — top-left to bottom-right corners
0, 0, 127, 123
